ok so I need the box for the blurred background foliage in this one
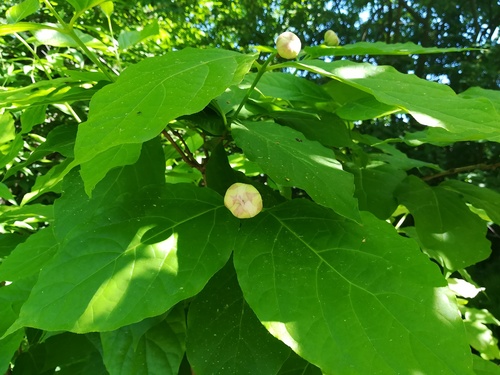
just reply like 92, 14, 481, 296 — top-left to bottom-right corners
1, 0, 499, 342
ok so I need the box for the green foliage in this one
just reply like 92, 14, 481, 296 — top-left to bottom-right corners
1, 0, 500, 374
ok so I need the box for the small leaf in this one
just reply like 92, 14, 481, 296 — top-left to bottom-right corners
234, 200, 474, 374
118, 21, 160, 50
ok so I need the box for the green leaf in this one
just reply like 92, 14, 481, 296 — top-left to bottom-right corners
0, 182, 14, 200
289, 60, 500, 141
350, 164, 406, 220
0, 330, 24, 371
473, 355, 500, 375
118, 21, 160, 50
65, 0, 103, 12
32, 26, 108, 49
8, 141, 239, 333
0, 228, 58, 282
101, 307, 185, 375
234, 200, 473, 374
73, 48, 256, 195
6, 0, 40, 23
0, 22, 59, 37
99, 1, 114, 17
187, 261, 290, 375
304, 41, 481, 58
440, 180, 500, 224
274, 112, 353, 148
253, 72, 332, 102
20, 104, 47, 134
460, 87, 500, 113
396, 176, 491, 270
231, 121, 360, 222
0, 113, 15, 144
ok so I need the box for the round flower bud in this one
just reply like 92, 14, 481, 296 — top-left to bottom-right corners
324, 30, 340, 46
276, 31, 301, 59
224, 183, 263, 219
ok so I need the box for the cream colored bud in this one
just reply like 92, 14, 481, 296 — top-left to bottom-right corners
324, 30, 340, 46
276, 31, 301, 59
224, 183, 263, 219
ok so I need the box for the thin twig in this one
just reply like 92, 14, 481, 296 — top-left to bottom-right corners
162, 129, 201, 169
422, 162, 500, 181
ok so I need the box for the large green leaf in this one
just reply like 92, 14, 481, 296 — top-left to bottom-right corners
396, 176, 491, 271
231, 121, 360, 222
288, 60, 500, 141
234, 200, 473, 374
74, 48, 256, 195
6, 141, 239, 333
304, 41, 479, 58
101, 307, 185, 375
187, 261, 290, 375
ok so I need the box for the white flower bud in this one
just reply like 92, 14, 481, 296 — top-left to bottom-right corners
276, 31, 301, 59
224, 183, 263, 219
324, 30, 340, 46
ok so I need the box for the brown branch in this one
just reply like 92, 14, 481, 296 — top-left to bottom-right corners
422, 162, 500, 182
162, 129, 201, 169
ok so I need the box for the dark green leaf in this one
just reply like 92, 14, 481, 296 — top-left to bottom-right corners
440, 180, 500, 224
101, 307, 185, 375
396, 176, 491, 270
187, 261, 290, 375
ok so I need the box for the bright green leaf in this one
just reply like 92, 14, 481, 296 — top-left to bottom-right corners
118, 21, 160, 50
6, 0, 40, 24
289, 60, 500, 141
0, 113, 15, 144
65, 0, 103, 12
234, 200, 473, 374
8, 141, 239, 333
252, 72, 332, 102
232, 120, 360, 222
74, 48, 256, 195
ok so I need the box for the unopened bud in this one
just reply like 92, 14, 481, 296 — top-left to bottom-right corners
224, 183, 263, 219
324, 30, 340, 46
276, 32, 301, 59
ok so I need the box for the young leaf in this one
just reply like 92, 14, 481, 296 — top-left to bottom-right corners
232, 120, 360, 222
234, 200, 474, 374
73, 48, 256, 195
